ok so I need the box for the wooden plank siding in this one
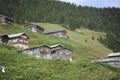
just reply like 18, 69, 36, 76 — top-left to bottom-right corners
19, 45, 52, 59
24, 24, 44, 34
51, 48, 72, 60
45, 30, 68, 38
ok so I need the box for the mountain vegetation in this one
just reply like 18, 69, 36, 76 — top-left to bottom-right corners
0, 0, 120, 51
0, 0, 120, 79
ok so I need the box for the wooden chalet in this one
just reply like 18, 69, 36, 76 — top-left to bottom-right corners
0, 15, 14, 25
0, 32, 29, 49
92, 52, 120, 68
19, 44, 73, 61
19, 45, 52, 59
45, 30, 67, 38
24, 24, 44, 33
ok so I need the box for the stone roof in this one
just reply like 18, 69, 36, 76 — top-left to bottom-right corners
7, 32, 30, 39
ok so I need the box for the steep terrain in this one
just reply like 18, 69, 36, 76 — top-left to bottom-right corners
1, 23, 120, 80
1, 0, 120, 51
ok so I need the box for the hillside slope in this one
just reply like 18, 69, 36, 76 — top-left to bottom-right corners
0, 23, 120, 80
38, 23, 112, 58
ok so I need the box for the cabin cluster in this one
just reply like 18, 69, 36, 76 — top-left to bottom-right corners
0, 14, 72, 61
92, 52, 120, 68
0, 15, 68, 39
19, 44, 73, 61
25, 24, 68, 38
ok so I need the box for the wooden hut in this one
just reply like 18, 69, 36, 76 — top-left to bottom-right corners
92, 52, 120, 68
1, 32, 29, 49
19, 44, 73, 61
24, 24, 44, 33
45, 30, 67, 38
0, 15, 14, 25
92, 58, 120, 68
19, 45, 52, 59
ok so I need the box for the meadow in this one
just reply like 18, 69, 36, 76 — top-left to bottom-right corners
0, 23, 120, 80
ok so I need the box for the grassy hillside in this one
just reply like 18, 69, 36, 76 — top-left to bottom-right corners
37, 23, 112, 58
0, 23, 120, 80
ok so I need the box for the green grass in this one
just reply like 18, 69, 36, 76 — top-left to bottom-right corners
0, 23, 119, 80
0, 43, 119, 80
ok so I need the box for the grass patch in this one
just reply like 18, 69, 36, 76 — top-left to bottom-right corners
76, 31, 85, 35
